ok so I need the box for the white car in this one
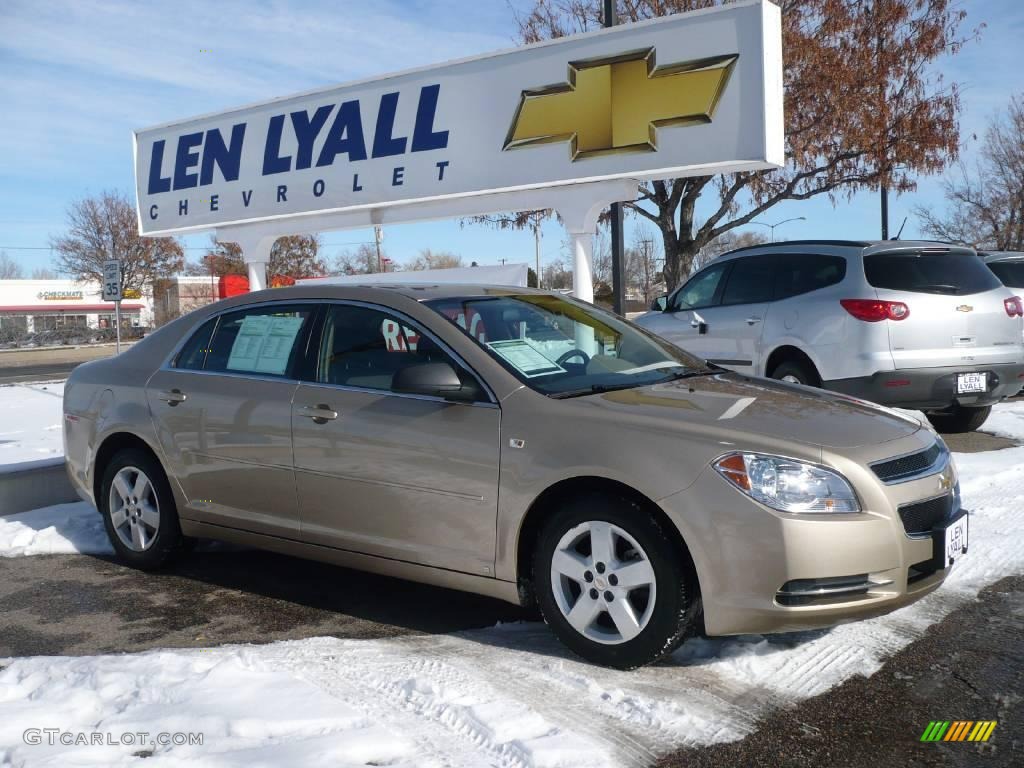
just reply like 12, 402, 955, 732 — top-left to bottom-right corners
635, 240, 1024, 432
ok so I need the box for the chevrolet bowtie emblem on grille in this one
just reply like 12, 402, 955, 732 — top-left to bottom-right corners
956, 305, 974, 312
504, 49, 738, 161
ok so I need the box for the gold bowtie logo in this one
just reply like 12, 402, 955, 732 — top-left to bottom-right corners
504, 49, 737, 161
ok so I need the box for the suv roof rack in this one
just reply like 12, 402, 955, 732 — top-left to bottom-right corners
720, 239, 873, 257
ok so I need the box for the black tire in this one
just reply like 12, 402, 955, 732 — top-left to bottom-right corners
533, 492, 697, 670
769, 358, 819, 387
926, 404, 992, 434
98, 447, 184, 570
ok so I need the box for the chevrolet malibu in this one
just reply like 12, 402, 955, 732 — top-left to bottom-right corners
64, 284, 968, 669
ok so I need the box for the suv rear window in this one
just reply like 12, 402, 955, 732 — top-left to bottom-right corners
987, 260, 1024, 289
863, 251, 1002, 296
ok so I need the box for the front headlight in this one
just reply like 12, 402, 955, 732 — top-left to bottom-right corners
714, 452, 860, 513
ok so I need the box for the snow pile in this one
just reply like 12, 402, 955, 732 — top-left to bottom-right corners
0, 382, 65, 472
0, 501, 112, 557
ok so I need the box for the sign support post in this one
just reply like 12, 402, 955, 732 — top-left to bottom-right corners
604, 0, 627, 316
102, 259, 123, 354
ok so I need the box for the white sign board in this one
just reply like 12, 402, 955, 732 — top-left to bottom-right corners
101, 260, 122, 302
134, 0, 782, 237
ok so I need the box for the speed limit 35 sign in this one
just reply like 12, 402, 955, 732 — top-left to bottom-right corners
102, 260, 122, 302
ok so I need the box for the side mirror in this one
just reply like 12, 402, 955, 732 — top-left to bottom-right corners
392, 362, 467, 400
651, 295, 667, 312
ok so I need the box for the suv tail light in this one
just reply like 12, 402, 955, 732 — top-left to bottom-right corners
1004, 296, 1023, 317
840, 299, 910, 322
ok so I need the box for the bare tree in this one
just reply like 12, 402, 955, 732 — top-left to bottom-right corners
542, 258, 574, 290
332, 243, 381, 275
627, 237, 663, 303
0, 251, 24, 279
196, 234, 326, 278
916, 95, 1024, 250
691, 230, 771, 273
50, 191, 184, 293
407, 249, 464, 271
485, 0, 972, 291
31, 266, 58, 279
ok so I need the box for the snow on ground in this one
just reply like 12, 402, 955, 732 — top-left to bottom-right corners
0, 501, 112, 557
1, 401, 1023, 766
0, 382, 65, 472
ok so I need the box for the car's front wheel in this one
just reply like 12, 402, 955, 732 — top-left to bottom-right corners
534, 493, 697, 669
99, 447, 185, 570
926, 404, 992, 434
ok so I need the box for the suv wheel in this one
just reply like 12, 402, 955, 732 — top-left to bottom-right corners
534, 493, 696, 669
926, 404, 992, 434
769, 359, 818, 387
99, 448, 185, 570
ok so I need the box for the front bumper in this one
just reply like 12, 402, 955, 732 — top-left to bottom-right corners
659, 445, 962, 636
824, 361, 1024, 410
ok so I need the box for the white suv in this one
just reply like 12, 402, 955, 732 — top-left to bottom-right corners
635, 240, 1024, 432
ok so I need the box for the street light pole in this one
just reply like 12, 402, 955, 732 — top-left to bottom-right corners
750, 216, 807, 242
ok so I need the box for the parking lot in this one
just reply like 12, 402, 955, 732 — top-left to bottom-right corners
2, 397, 1022, 766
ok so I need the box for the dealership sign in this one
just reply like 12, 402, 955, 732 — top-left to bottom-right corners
134, 0, 782, 236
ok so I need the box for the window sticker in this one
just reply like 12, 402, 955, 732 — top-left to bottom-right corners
486, 339, 566, 378
226, 314, 304, 375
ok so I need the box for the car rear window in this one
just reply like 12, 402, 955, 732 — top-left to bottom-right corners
987, 260, 1024, 289
863, 251, 1002, 296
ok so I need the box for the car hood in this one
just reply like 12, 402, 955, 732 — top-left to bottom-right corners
581, 372, 923, 449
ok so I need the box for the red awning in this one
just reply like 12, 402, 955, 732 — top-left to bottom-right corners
0, 304, 145, 312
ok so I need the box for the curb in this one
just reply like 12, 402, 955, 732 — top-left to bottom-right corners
0, 460, 78, 515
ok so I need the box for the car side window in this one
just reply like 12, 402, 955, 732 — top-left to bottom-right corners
203, 304, 315, 377
720, 256, 776, 306
670, 263, 728, 311
173, 317, 217, 370
318, 304, 477, 395
774, 254, 847, 300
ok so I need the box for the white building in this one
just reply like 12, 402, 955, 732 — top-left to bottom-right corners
0, 279, 153, 335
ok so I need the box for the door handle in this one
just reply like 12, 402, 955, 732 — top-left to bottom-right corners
297, 404, 338, 423
745, 316, 762, 325
157, 389, 187, 405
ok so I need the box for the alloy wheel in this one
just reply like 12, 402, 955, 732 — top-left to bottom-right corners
549, 520, 657, 645
108, 465, 160, 552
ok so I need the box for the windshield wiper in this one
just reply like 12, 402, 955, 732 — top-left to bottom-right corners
550, 381, 648, 399
658, 368, 718, 382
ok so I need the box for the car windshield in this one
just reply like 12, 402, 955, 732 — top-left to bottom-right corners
425, 293, 708, 397
987, 260, 1024, 289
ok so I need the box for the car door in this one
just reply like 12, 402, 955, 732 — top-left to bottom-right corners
639, 261, 729, 361
291, 302, 501, 577
702, 255, 778, 374
146, 302, 316, 537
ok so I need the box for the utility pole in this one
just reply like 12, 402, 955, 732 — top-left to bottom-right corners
374, 225, 384, 272
534, 214, 542, 289
604, 0, 626, 315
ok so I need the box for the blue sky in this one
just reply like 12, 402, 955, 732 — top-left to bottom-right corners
1, 0, 1022, 276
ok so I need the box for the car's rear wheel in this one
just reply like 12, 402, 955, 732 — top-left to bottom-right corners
534, 493, 696, 669
769, 359, 818, 387
926, 404, 992, 434
99, 448, 184, 570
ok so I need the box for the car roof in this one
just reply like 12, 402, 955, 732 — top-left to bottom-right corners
224, 281, 549, 305
981, 251, 1024, 263
715, 239, 977, 261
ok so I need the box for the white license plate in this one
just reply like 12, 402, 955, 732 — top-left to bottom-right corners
942, 514, 969, 569
956, 372, 987, 394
